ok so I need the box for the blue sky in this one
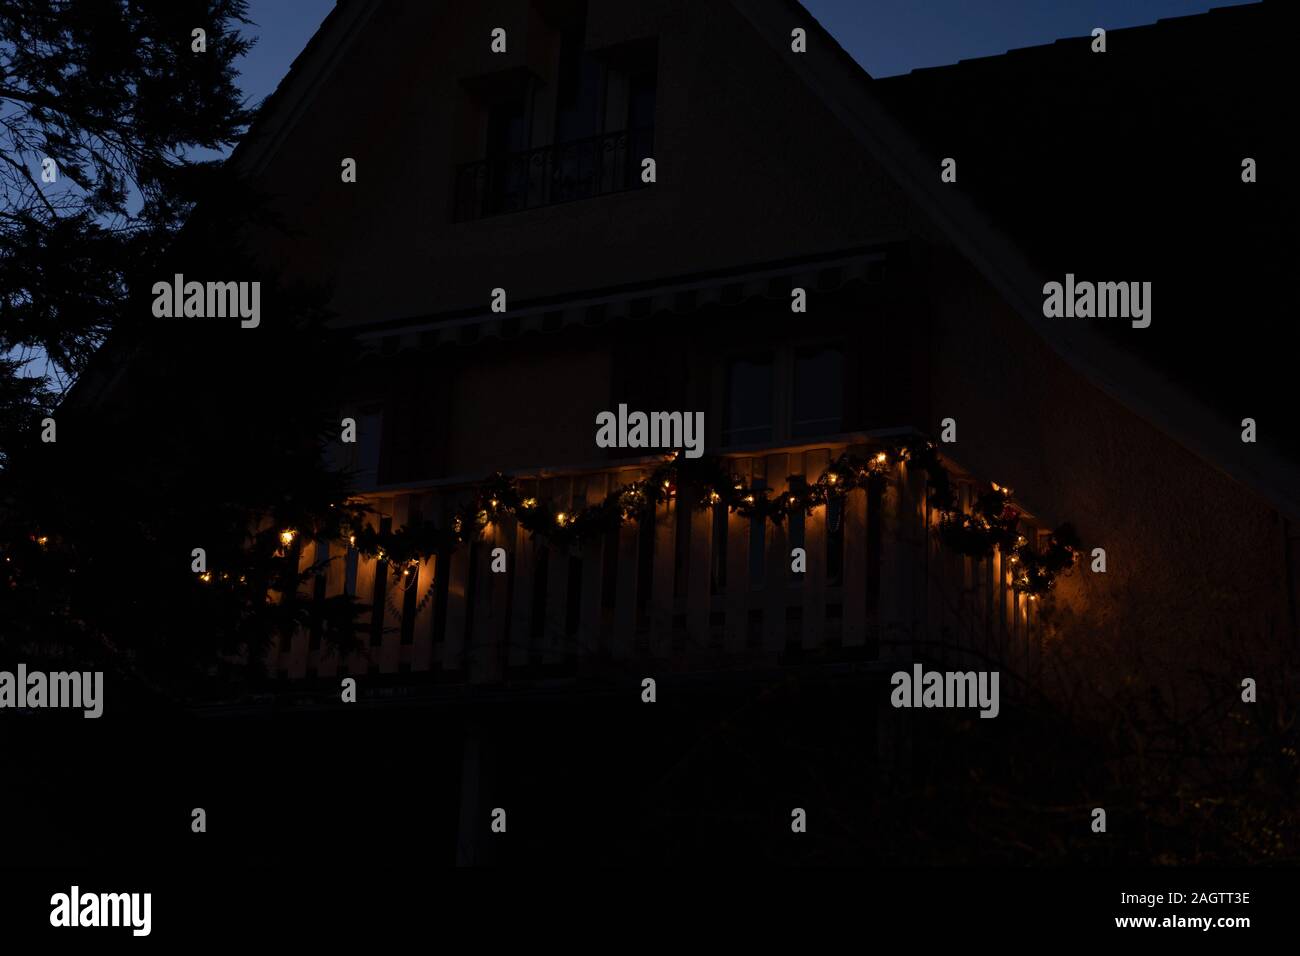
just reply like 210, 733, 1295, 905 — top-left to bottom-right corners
234, 0, 1256, 107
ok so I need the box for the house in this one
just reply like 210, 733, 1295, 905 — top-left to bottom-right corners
74, 0, 1295, 863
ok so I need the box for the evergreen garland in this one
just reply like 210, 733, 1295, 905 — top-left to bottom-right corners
338, 438, 1081, 598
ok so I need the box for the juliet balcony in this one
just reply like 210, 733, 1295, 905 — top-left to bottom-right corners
453, 126, 655, 222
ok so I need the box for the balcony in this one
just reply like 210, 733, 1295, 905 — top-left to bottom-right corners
453, 127, 654, 221
273, 436, 1051, 686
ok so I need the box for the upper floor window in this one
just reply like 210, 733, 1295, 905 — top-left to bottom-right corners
484, 96, 530, 214
453, 23, 657, 221
792, 347, 844, 438
721, 343, 845, 448
724, 355, 775, 446
555, 28, 603, 144
627, 67, 657, 132
486, 97, 528, 157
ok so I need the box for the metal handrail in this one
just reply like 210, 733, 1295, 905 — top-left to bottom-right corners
453, 126, 654, 221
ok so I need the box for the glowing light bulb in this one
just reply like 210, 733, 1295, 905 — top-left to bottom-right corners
279, 529, 296, 547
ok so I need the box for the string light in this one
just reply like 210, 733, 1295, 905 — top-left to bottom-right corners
331, 440, 1079, 598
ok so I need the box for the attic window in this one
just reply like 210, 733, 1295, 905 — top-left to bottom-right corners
555, 25, 602, 143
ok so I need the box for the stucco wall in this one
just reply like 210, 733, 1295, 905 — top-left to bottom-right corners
925, 248, 1293, 699
443, 335, 611, 476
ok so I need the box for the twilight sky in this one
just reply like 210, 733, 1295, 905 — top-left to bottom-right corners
233, 0, 1256, 107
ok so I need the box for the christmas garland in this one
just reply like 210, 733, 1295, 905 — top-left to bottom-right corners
342, 439, 1080, 598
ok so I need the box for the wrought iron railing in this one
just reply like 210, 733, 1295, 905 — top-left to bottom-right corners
453, 127, 654, 221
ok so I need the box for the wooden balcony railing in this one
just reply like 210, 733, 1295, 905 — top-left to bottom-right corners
272, 439, 1048, 685
453, 127, 654, 221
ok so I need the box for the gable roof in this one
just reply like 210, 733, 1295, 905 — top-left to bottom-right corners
229, 0, 379, 178
872, 1, 1292, 453
737, 0, 1299, 520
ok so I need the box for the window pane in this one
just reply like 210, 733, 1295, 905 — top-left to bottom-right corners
487, 99, 526, 155
724, 356, 773, 446
486, 98, 528, 213
555, 32, 602, 143
628, 69, 657, 131
792, 348, 843, 438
